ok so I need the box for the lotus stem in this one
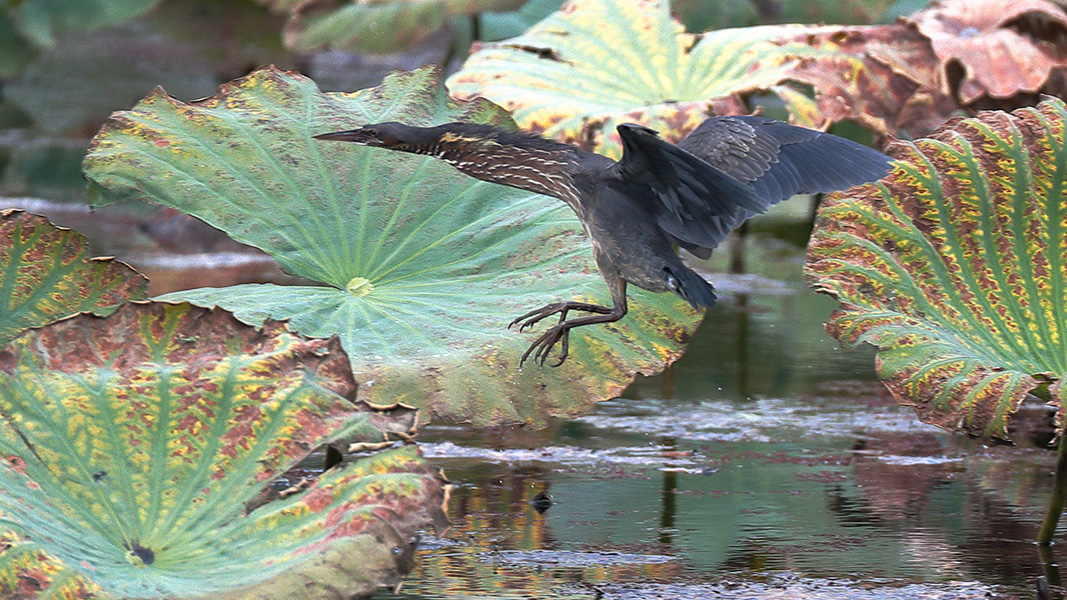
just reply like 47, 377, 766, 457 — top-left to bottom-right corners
1038, 436, 1067, 544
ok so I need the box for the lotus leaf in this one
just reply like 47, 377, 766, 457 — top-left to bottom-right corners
446, 0, 878, 157
478, 0, 565, 42
0, 209, 148, 347
0, 302, 445, 598
806, 98, 1067, 440
4, 0, 161, 47
673, 0, 897, 32
760, 0, 1067, 139
907, 0, 1067, 104
764, 23, 963, 140
83, 66, 701, 427
269, 0, 525, 54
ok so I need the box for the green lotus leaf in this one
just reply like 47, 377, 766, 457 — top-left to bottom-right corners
805, 98, 1067, 441
672, 0, 899, 31
83, 66, 701, 427
0, 302, 445, 598
478, 0, 565, 41
6, 0, 161, 47
0, 209, 148, 347
446, 0, 874, 157
273, 0, 525, 54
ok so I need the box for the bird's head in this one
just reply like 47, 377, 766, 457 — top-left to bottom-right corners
313, 122, 423, 150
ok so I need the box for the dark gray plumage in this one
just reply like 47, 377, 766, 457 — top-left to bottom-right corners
314, 117, 893, 367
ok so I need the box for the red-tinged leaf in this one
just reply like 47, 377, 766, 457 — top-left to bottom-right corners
806, 98, 1067, 440
908, 0, 1067, 104
0, 209, 148, 347
0, 302, 442, 598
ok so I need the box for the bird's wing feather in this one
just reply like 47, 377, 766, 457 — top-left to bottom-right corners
608, 124, 767, 253
678, 115, 893, 202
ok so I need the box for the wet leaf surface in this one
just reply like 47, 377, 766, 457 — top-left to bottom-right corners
446, 0, 882, 156
0, 302, 444, 598
0, 209, 147, 347
83, 66, 701, 427
806, 98, 1067, 440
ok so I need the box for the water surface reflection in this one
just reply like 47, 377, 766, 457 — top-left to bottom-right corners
390, 290, 1056, 600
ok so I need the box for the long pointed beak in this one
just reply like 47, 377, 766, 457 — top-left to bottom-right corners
312, 129, 371, 142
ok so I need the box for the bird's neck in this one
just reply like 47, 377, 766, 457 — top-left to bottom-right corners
411, 128, 585, 209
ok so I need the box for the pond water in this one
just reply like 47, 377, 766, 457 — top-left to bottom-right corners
374, 252, 1059, 600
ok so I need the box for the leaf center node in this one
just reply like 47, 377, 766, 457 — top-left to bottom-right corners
346, 277, 375, 297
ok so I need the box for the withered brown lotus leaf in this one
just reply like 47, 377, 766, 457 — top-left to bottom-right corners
908, 0, 1067, 103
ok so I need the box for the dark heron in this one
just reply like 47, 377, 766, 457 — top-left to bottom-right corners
315, 117, 892, 367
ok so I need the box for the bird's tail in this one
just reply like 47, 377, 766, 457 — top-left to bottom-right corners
664, 265, 717, 309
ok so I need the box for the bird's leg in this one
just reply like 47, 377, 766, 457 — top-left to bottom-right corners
517, 277, 628, 368
508, 301, 613, 332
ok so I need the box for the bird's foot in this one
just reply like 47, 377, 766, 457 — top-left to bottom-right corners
508, 301, 611, 332
509, 302, 568, 332
519, 324, 571, 368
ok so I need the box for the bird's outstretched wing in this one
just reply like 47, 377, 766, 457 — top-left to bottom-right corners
678, 115, 893, 204
610, 117, 892, 256
609, 123, 767, 258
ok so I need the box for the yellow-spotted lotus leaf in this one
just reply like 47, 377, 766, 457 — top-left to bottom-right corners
0, 526, 101, 598
446, 0, 881, 157
0, 209, 148, 347
263, 0, 525, 54
0, 302, 444, 598
82, 67, 701, 427
806, 99, 1067, 440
